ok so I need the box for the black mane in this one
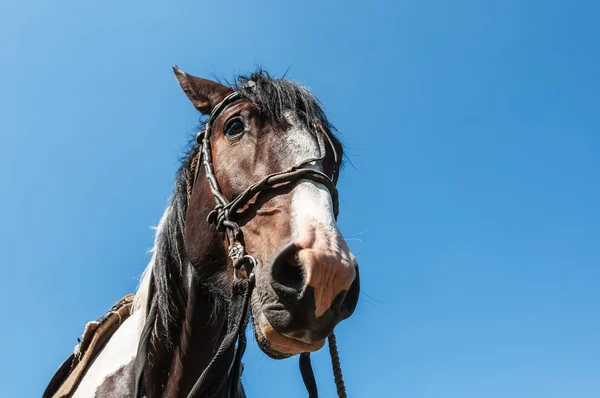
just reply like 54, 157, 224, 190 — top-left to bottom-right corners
234, 70, 336, 132
151, 69, 343, 338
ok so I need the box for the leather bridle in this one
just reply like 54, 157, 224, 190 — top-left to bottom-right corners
192, 90, 340, 280
134, 87, 347, 398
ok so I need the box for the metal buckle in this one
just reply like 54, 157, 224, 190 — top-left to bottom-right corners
234, 254, 257, 280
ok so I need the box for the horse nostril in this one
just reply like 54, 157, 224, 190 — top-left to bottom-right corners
271, 243, 305, 299
340, 265, 360, 319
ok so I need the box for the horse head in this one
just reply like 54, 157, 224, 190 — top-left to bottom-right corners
175, 68, 360, 359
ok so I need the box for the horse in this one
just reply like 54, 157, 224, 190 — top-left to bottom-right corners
44, 67, 360, 398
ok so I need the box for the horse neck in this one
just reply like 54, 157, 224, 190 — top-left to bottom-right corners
144, 275, 229, 397
130, 160, 246, 397
142, 217, 235, 396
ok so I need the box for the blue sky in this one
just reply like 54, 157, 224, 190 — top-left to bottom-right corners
2, 1, 599, 397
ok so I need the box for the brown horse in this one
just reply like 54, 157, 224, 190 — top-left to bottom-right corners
44, 67, 360, 398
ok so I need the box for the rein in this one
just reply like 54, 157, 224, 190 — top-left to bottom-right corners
134, 89, 347, 398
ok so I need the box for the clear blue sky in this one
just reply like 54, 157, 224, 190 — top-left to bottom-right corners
2, 1, 599, 397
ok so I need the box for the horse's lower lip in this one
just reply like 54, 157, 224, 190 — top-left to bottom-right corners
261, 324, 326, 355
252, 303, 326, 358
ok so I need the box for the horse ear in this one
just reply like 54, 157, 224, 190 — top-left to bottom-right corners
172, 66, 233, 114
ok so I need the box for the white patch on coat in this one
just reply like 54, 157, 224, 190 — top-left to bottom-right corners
290, 181, 337, 239
71, 311, 140, 398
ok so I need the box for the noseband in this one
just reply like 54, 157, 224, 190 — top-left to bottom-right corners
134, 89, 347, 398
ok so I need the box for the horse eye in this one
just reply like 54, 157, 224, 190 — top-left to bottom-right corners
224, 118, 245, 138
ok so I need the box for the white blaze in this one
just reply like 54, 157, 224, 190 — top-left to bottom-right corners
283, 113, 354, 318
282, 112, 339, 240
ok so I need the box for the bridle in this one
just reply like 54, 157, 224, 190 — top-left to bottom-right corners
193, 89, 340, 277
134, 87, 347, 398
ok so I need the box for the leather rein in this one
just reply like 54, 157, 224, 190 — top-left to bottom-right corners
134, 88, 347, 398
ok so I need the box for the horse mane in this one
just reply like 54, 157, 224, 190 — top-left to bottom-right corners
132, 69, 343, 340
233, 69, 338, 136
131, 146, 196, 337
